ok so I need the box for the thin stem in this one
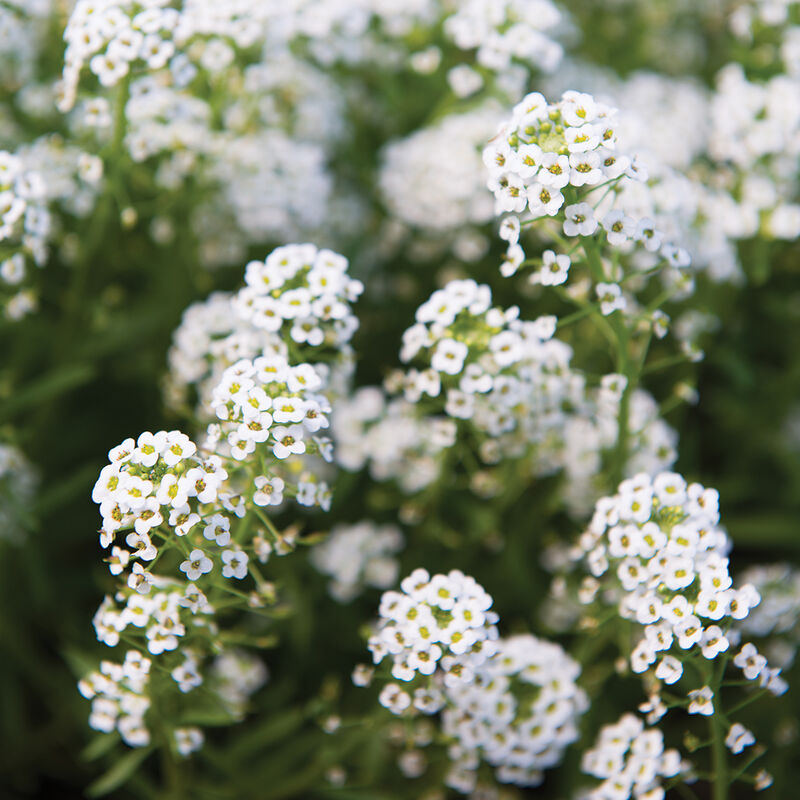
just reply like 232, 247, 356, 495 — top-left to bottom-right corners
253, 506, 281, 539
557, 303, 597, 328
643, 353, 690, 376
726, 687, 771, 716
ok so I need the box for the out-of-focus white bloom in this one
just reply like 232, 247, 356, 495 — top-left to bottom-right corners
310, 521, 404, 602
581, 713, 686, 799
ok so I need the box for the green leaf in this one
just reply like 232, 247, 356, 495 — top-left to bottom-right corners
34, 461, 99, 517
0, 363, 95, 423
85, 746, 152, 797
227, 708, 306, 763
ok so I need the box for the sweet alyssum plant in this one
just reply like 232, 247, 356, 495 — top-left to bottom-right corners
2, 1, 799, 799
80, 134, 786, 800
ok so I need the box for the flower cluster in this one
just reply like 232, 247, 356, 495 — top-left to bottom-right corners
79, 642, 267, 751
706, 63, 800, 241
443, 634, 588, 792
576, 472, 790, 708
232, 244, 363, 354
580, 713, 685, 800
79, 650, 152, 747
486, 90, 693, 310
578, 473, 755, 679
92, 429, 226, 553
0, 1, 55, 93
0, 150, 50, 319
165, 291, 287, 414
378, 103, 499, 237
59, 0, 277, 112
166, 245, 361, 418
60, 0, 181, 110
398, 278, 583, 463
19, 135, 103, 220
444, 0, 564, 76
484, 90, 637, 219
390, 280, 677, 512
310, 521, 404, 603
736, 563, 800, 667
91, 584, 212, 654
205, 134, 332, 248
209, 354, 332, 509
368, 568, 499, 689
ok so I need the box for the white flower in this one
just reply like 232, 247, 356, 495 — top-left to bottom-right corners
175, 727, 204, 757
733, 643, 767, 680
596, 283, 626, 316
499, 215, 520, 244
527, 182, 564, 217
538, 250, 570, 286
655, 655, 683, 684
496, 173, 528, 213
563, 203, 598, 237
687, 685, 714, 715
569, 151, 604, 186
725, 723, 755, 755
431, 339, 469, 375
272, 425, 307, 459
253, 476, 285, 507
538, 153, 570, 188
221, 549, 249, 580
635, 218, 663, 252
700, 626, 729, 659
602, 210, 635, 246
203, 514, 231, 546
180, 549, 213, 581
378, 683, 411, 714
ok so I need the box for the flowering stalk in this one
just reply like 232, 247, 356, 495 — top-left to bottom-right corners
572, 471, 786, 797
489, 91, 696, 496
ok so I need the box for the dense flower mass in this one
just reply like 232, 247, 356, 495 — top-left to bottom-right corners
93, 429, 222, 550
575, 471, 790, 714
210, 355, 331, 467
443, 634, 588, 791
736, 563, 800, 667
379, 103, 499, 235
581, 713, 686, 800
369, 568, 499, 688
2, 2, 797, 799
332, 388, 455, 493
578, 474, 746, 675
484, 90, 635, 219
385, 279, 677, 512
166, 244, 360, 417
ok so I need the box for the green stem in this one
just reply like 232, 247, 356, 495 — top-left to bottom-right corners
726, 687, 770, 716
557, 304, 597, 328
643, 354, 690, 375
253, 506, 282, 539
710, 714, 728, 800
709, 653, 730, 800
582, 238, 607, 282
